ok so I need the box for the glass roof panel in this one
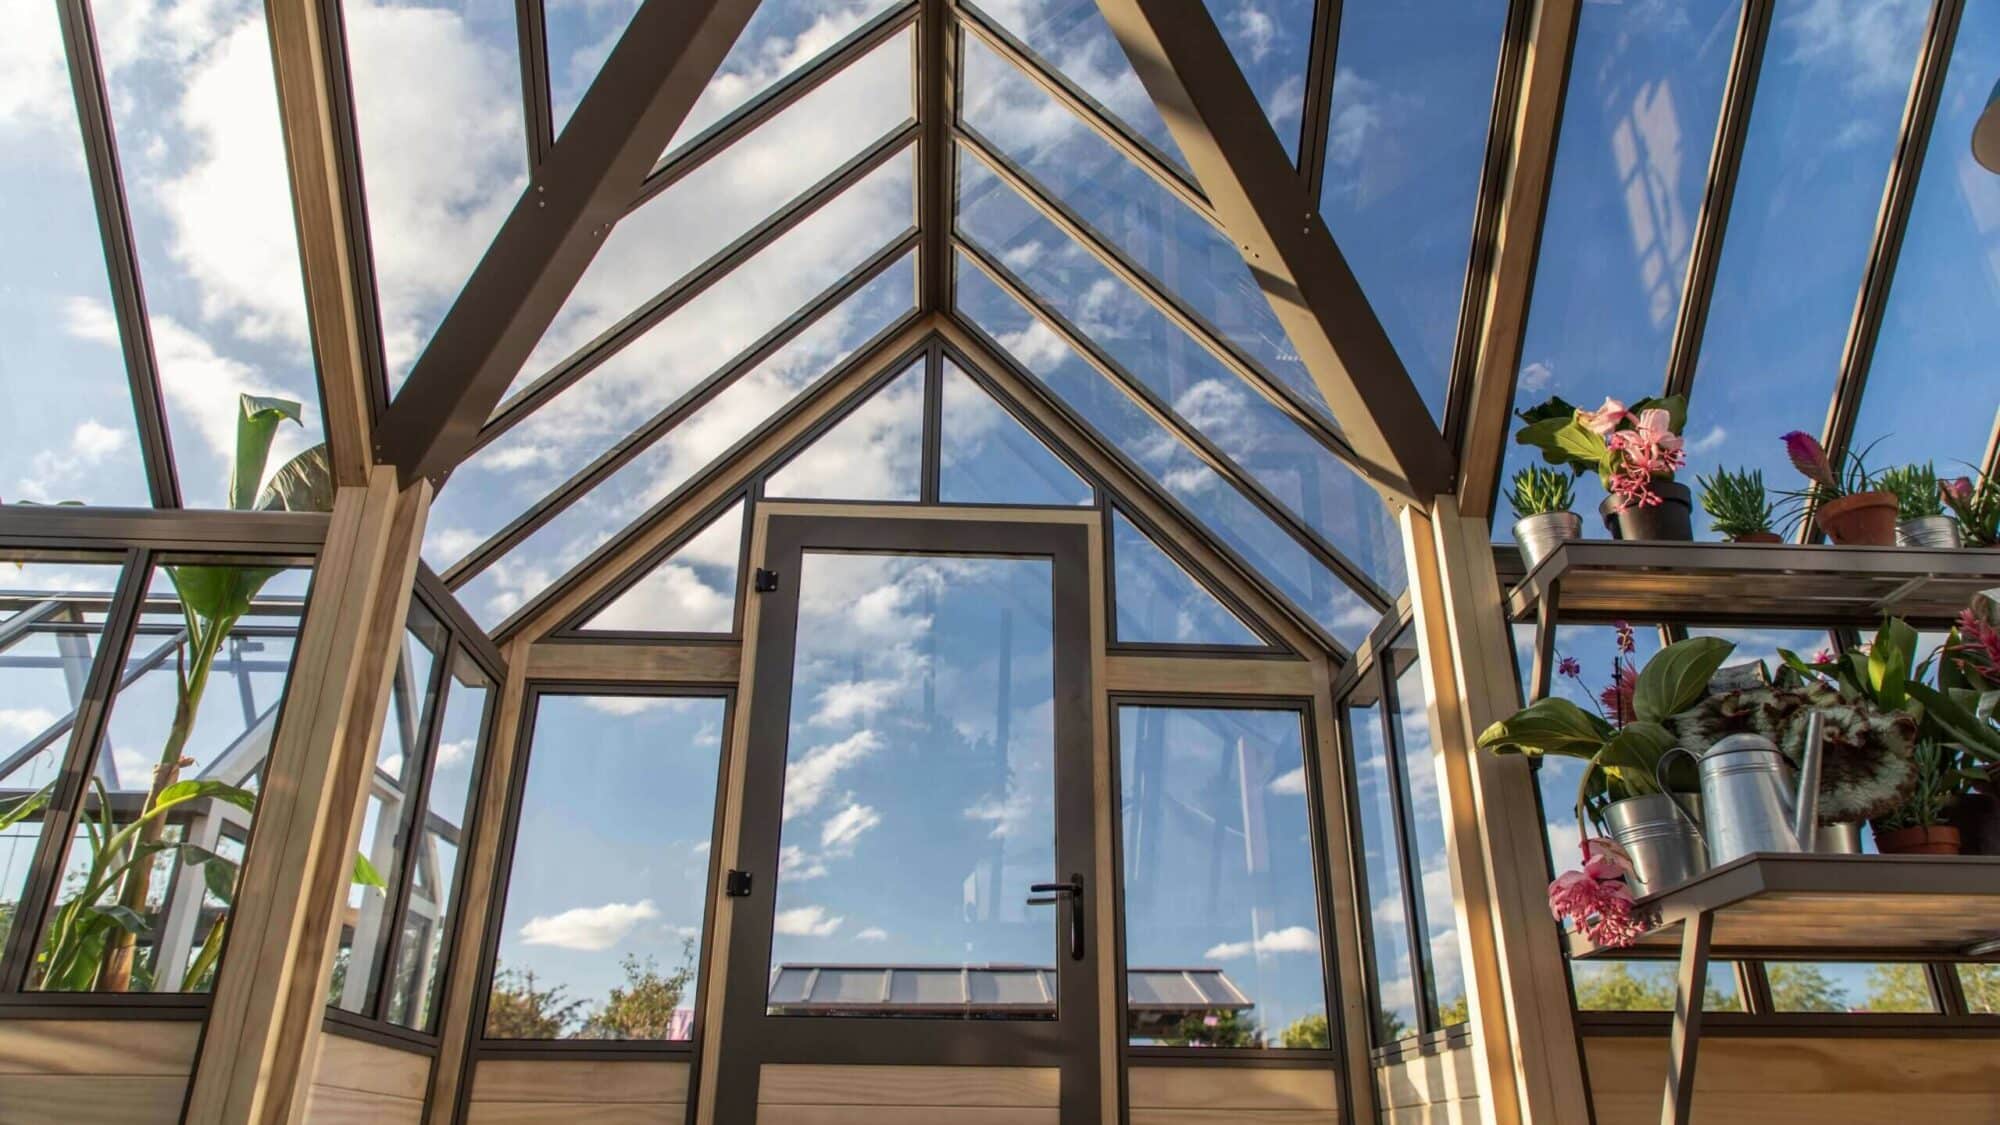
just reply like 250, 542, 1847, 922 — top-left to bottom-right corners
1318, 0, 1510, 420
1, 1, 149, 505
1111, 510, 1260, 646
97, 0, 327, 507
579, 498, 745, 633
939, 359, 1092, 506
1499, 0, 1738, 525
1687, 0, 1927, 534
960, 36, 1332, 425
514, 28, 913, 399
956, 252, 1377, 650
765, 358, 924, 500
962, 0, 1187, 169
956, 153, 1405, 590
1850, 0, 2000, 475
340, 0, 529, 390
429, 151, 914, 568
448, 251, 916, 629
1198, 0, 1313, 161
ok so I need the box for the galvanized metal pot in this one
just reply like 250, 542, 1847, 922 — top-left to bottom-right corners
1514, 511, 1582, 569
1897, 515, 1962, 548
1602, 793, 1706, 897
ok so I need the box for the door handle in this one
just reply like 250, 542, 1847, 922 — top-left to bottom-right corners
1027, 876, 1085, 961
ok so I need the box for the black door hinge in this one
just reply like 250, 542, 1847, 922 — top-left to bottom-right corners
753, 568, 780, 592
724, 869, 753, 897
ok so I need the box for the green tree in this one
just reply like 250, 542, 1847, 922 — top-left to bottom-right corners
1959, 965, 2000, 1013
1572, 962, 1737, 1012
579, 944, 696, 1040
1437, 993, 1471, 1026
1864, 964, 1937, 1012
1160, 1008, 1260, 1047
1279, 1012, 1330, 1049
485, 967, 584, 1038
1767, 963, 1847, 1012
1375, 1005, 1411, 1042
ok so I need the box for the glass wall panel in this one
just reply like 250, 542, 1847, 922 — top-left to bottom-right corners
0, 561, 124, 961
487, 693, 726, 1039
580, 501, 746, 635
1343, 695, 1418, 1044
0, 4, 150, 506
1119, 705, 1328, 1048
1571, 960, 1742, 1012
1961, 965, 2000, 1013
939, 359, 1092, 506
1110, 511, 1259, 647
387, 645, 492, 1030
30, 562, 309, 993
1765, 961, 1937, 1013
765, 360, 924, 501
1387, 643, 1466, 1026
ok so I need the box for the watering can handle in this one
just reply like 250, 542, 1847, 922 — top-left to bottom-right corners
1655, 748, 1703, 833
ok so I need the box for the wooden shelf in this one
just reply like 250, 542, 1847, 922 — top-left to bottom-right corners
1567, 854, 2000, 961
1495, 539, 2000, 628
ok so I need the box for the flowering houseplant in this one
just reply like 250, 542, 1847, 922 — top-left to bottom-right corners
1779, 431, 1896, 545
1513, 395, 1692, 540
1940, 470, 2000, 546
1548, 838, 1647, 948
1477, 629, 1733, 830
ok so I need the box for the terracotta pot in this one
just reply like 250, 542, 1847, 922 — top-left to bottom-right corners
1730, 531, 1783, 544
1872, 824, 1962, 855
1815, 491, 1898, 545
1599, 479, 1693, 541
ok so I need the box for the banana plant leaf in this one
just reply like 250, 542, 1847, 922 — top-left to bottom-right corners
229, 396, 302, 511
257, 443, 334, 514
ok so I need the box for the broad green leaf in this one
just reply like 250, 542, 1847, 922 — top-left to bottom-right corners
155, 779, 258, 816
1598, 721, 1679, 795
92, 904, 147, 934
1550, 421, 1611, 472
0, 785, 51, 833
1514, 396, 1580, 427
1908, 683, 2000, 761
167, 564, 275, 632
352, 851, 387, 890
1634, 637, 1736, 723
1514, 415, 1584, 469
256, 443, 334, 513
185, 913, 228, 993
1867, 617, 1918, 710
230, 394, 302, 511
1477, 697, 1612, 757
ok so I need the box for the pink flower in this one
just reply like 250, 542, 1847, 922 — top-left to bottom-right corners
1782, 430, 1835, 487
1557, 656, 1583, 679
1599, 665, 1637, 724
1812, 648, 1835, 666
1575, 398, 1629, 436
1943, 477, 1974, 505
1547, 838, 1646, 948
1579, 837, 1636, 883
1612, 621, 1636, 654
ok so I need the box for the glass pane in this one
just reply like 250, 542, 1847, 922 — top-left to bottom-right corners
1959, 964, 2000, 1014
0, 561, 123, 962
1502, 0, 1737, 525
968, 0, 1187, 168
1198, 0, 1311, 160
580, 501, 745, 634
1687, 0, 1926, 529
1344, 697, 1418, 1044
339, 0, 528, 388
387, 646, 492, 1030
1319, 0, 1510, 419
1119, 706, 1326, 1048
1766, 962, 1938, 1013
31, 563, 309, 993
97, 0, 325, 506
939, 360, 1092, 506
1571, 960, 1743, 1012
329, 604, 447, 1015
1389, 643, 1466, 1026
445, 248, 917, 630
767, 553, 1057, 1019
765, 359, 924, 501
1851, 0, 2000, 475
0, 2, 149, 506
517, 28, 913, 398
487, 694, 725, 1039
956, 253, 1380, 649
1111, 510, 1259, 646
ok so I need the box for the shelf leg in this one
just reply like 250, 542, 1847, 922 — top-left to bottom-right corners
1529, 578, 1560, 702
1661, 910, 1713, 1125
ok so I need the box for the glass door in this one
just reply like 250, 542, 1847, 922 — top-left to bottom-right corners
713, 514, 1099, 1121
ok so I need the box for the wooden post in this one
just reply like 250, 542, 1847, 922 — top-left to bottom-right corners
185, 467, 431, 1123
1400, 496, 1589, 1123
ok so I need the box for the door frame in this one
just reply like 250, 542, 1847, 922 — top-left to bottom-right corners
705, 505, 1110, 1122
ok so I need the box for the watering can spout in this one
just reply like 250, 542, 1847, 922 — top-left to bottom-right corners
1792, 710, 1825, 845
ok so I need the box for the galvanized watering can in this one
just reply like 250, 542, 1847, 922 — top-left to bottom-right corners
1655, 713, 1826, 867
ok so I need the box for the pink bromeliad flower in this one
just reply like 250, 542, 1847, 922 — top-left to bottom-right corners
1782, 430, 1837, 488
1576, 397, 1629, 436
1548, 839, 1645, 949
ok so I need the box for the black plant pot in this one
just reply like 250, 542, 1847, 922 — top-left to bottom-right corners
1598, 479, 1693, 541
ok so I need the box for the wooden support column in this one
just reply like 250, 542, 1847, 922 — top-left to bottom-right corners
1400, 495, 1588, 1124
185, 467, 432, 1123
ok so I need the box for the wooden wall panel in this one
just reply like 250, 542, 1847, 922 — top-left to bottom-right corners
1374, 1046, 1481, 1124
302, 1033, 429, 1123
756, 1064, 1058, 1123
464, 1058, 689, 1124
0, 1018, 199, 1125
1127, 1064, 1339, 1123
1585, 1035, 2000, 1124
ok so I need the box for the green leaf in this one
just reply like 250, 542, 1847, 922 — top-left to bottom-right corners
1514, 415, 1587, 470
229, 394, 303, 511
1908, 683, 2000, 761
1476, 697, 1613, 758
167, 564, 275, 633
1868, 617, 1919, 711
92, 904, 147, 935
185, 913, 228, 994
154, 779, 257, 816
1598, 721, 1680, 795
256, 443, 334, 513
1631, 393, 1689, 436
1550, 420, 1611, 472
352, 851, 387, 891
0, 785, 52, 833
1514, 396, 1580, 428
1633, 637, 1736, 723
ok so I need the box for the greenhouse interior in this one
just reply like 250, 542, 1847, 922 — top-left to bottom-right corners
4, 0, 2000, 1120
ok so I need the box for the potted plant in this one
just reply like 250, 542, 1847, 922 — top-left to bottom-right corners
1508, 465, 1580, 567
1479, 630, 1732, 893
1870, 740, 1969, 854
1513, 395, 1692, 541
1779, 431, 1896, 545
1697, 467, 1779, 542
1902, 594, 2000, 853
1941, 469, 2000, 547
1880, 462, 1960, 547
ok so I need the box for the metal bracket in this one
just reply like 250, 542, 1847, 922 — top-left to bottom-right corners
753, 568, 780, 593
724, 869, 753, 897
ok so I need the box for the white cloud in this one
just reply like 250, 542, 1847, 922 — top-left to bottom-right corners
435, 738, 473, 767
964, 789, 1036, 839
1688, 425, 1727, 454
519, 899, 658, 951
810, 678, 901, 727
782, 729, 880, 818
773, 905, 843, 937
820, 802, 881, 850
779, 845, 828, 881
1268, 767, 1308, 796
0, 709, 57, 738
1203, 925, 1319, 961
1517, 360, 1555, 395
588, 561, 734, 633
585, 695, 666, 716
17, 415, 130, 501
855, 926, 888, 942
